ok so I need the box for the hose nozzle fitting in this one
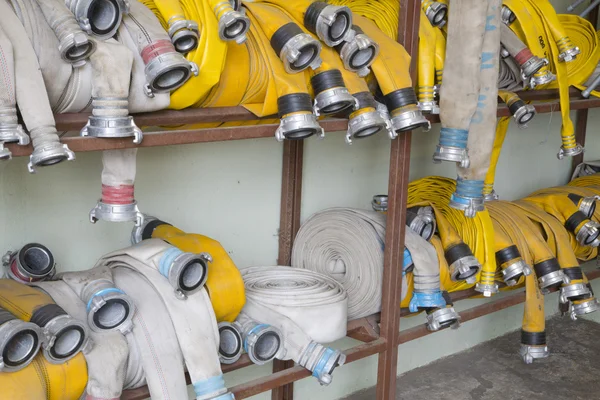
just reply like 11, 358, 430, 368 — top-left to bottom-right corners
30, 304, 90, 364
50, 14, 96, 66
560, 283, 591, 304
0, 308, 41, 372
0, 107, 29, 146
577, 196, 598, 218
424, 1, 447, 27
371, 194, 388, 212
557, 143, 584, 160
426, 306, 461, 331
28, 139, 76, 174
68, 0, 127, 40
557, 38, 580, 62
312, 70, 356, 116
534, 258, 568, 292
334, 26, 378, 76
305, 3, 353, 47
502, 259, 532, 286
214, 1, 250, 43
158, 247, 210, 298
239, 318, 283, 365
272, 23, 322, 74
276, 94, 323, 141
81, 279, 135, 333
418, 100, 440, 114
506, 97, 536, 128
167, 17, 199, 53
346, 107, 387, 144
406, 206, 436, 241
519, 55, 548, 82
298, 341, 345, 386
3, 243, 56, 284
409, 291, 446, 313
519, 343, 549, 364
385, 88, 430, 133
530, 69, 556, 88
569, 297, 600, 320
218, 322, 243, 364
433, 128, 470, 167
475, 273, 500, 296
566, 211, 600, 247
80, 98, 143, 143
141, 40, 198, 97
130, 214, 157, 244
449, 179, 485, 217
500, 5, 516, 25
446, 243, 481, 284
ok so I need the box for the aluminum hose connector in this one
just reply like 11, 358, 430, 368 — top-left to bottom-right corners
157, 247, 210, 298
297, 341, 345, 386
81, 278, 135, 333
275, 94, 323, 141
0, 107, 28, 148
66, 0, 128, 40
500, 5, 516, 25
90, 187, 144, 225
565, 211, 600, 247
406, 206, 436, 241
236, 314, 283, 365
81, 98, 143, 143
213, 1, 249, 44
495, 245, 532, 287
423, 0, 447, 27
2, 243, 56, 284
304, 2, 353, 47
28, 126, 76, 173
519, 331, 549, 364
36, 0, 96, 66
141, 40, 198, 97
271, 23, 322, 74
334, 25, 379, 77
426, 306, 461, 332
384, 88, 430, 134
345, 93, 388, 144
449, 178, 485, 217
371, 194, 388, 212
311, 70, 356, 116
533, 258, 569, 293
569, 297, 600, 320
445, 242, 481, 284
218, 322, 243, 364
0, 307, 41, 372
167, 15, 199, 53
575, 195, 598, 218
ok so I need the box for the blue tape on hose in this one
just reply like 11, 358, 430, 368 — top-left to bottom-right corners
243, 323, 270, 353
312, 347, 336, 379
158, 247, 183, 278
452, 178, 484, 203
408, 291, 447, 313
193, 375, 226, 397
439, 128, 468, 149
86, 288, 125, 312
403, 248, 413, 276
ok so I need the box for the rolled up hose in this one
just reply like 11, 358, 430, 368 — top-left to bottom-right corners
291, 208, 410, 319
243, 1, 322, 74
0, 279, 90, 364
35, 280, 130, 400
96, 240, 231, 400
59, 266, 136, 334
0, 305, 42, 372
241, 266, 347, 385
0, 353, 87, 399
0, 22, 28, 158
132, 216, 246, 323
146, 0, 200, 52
90, 150, 144, 226
434, 0, 487, 169
81, 40, 142, 143
0, 0, 75, 173
353, 15, 429, 136
65, 0, 128, 40
123, 0, 198, 98
2, 243, 56, 284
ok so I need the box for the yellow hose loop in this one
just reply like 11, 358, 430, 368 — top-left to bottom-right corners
327, 0, 399, 39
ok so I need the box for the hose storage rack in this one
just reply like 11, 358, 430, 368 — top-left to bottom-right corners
6, 1, 600, 399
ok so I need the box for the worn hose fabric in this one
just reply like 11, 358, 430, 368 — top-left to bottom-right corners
0, 23, 26, 149
291, 208, 410, 319
35, 280, 129, 400
101, 149, 138, 203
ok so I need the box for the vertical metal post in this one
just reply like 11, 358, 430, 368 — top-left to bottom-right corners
375, 0, 421, 399
271, 140, 304, 400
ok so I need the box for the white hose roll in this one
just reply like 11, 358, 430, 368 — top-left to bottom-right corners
0, 0, 74, 172
112, 267, 189, 399
9, 0, 72, 108
0, 23, 27, 151
116, 23, 170, 113
34, 280, 129, 400
97, 240, 230, 400
292, 208, 409, 320
123, 332, 146, 390
241, 266, 347, 343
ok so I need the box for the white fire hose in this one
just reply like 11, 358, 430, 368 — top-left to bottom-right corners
0, 0, 75, 172
239, 266, 347, 386
34, 280, 129, 400
291, 208, 409, 320
96, 239, 233, 400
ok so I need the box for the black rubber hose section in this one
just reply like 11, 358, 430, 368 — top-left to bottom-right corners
495, 245, 521, 265
563, 266, 584, 281
508, 99, 525, 116
277, 93, 313, 118
271, 23, 304, 56
30, 304, 67, 328
311, 70, 345, 95
384, 88, 418, 110
565, 211, 588, 233
444, 242, 473, 266
521, 330, 546, 345
142, 219, 172, 240
0, 307, 15, 326
304, 2, 328, 35
568, 193, 583, 205
533, 258, 561, 278
353, 91, 377, 110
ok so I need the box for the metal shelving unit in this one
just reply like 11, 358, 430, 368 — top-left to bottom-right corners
9, 1, 600, 399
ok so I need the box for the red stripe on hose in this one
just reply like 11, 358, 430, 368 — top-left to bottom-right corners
514, 48, 533, 66
10, 258, 31, 283
102, 185, 135, 205
141, 39, 176, 64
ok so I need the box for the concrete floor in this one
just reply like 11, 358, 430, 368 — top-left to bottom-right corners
345, 316, 600, 400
